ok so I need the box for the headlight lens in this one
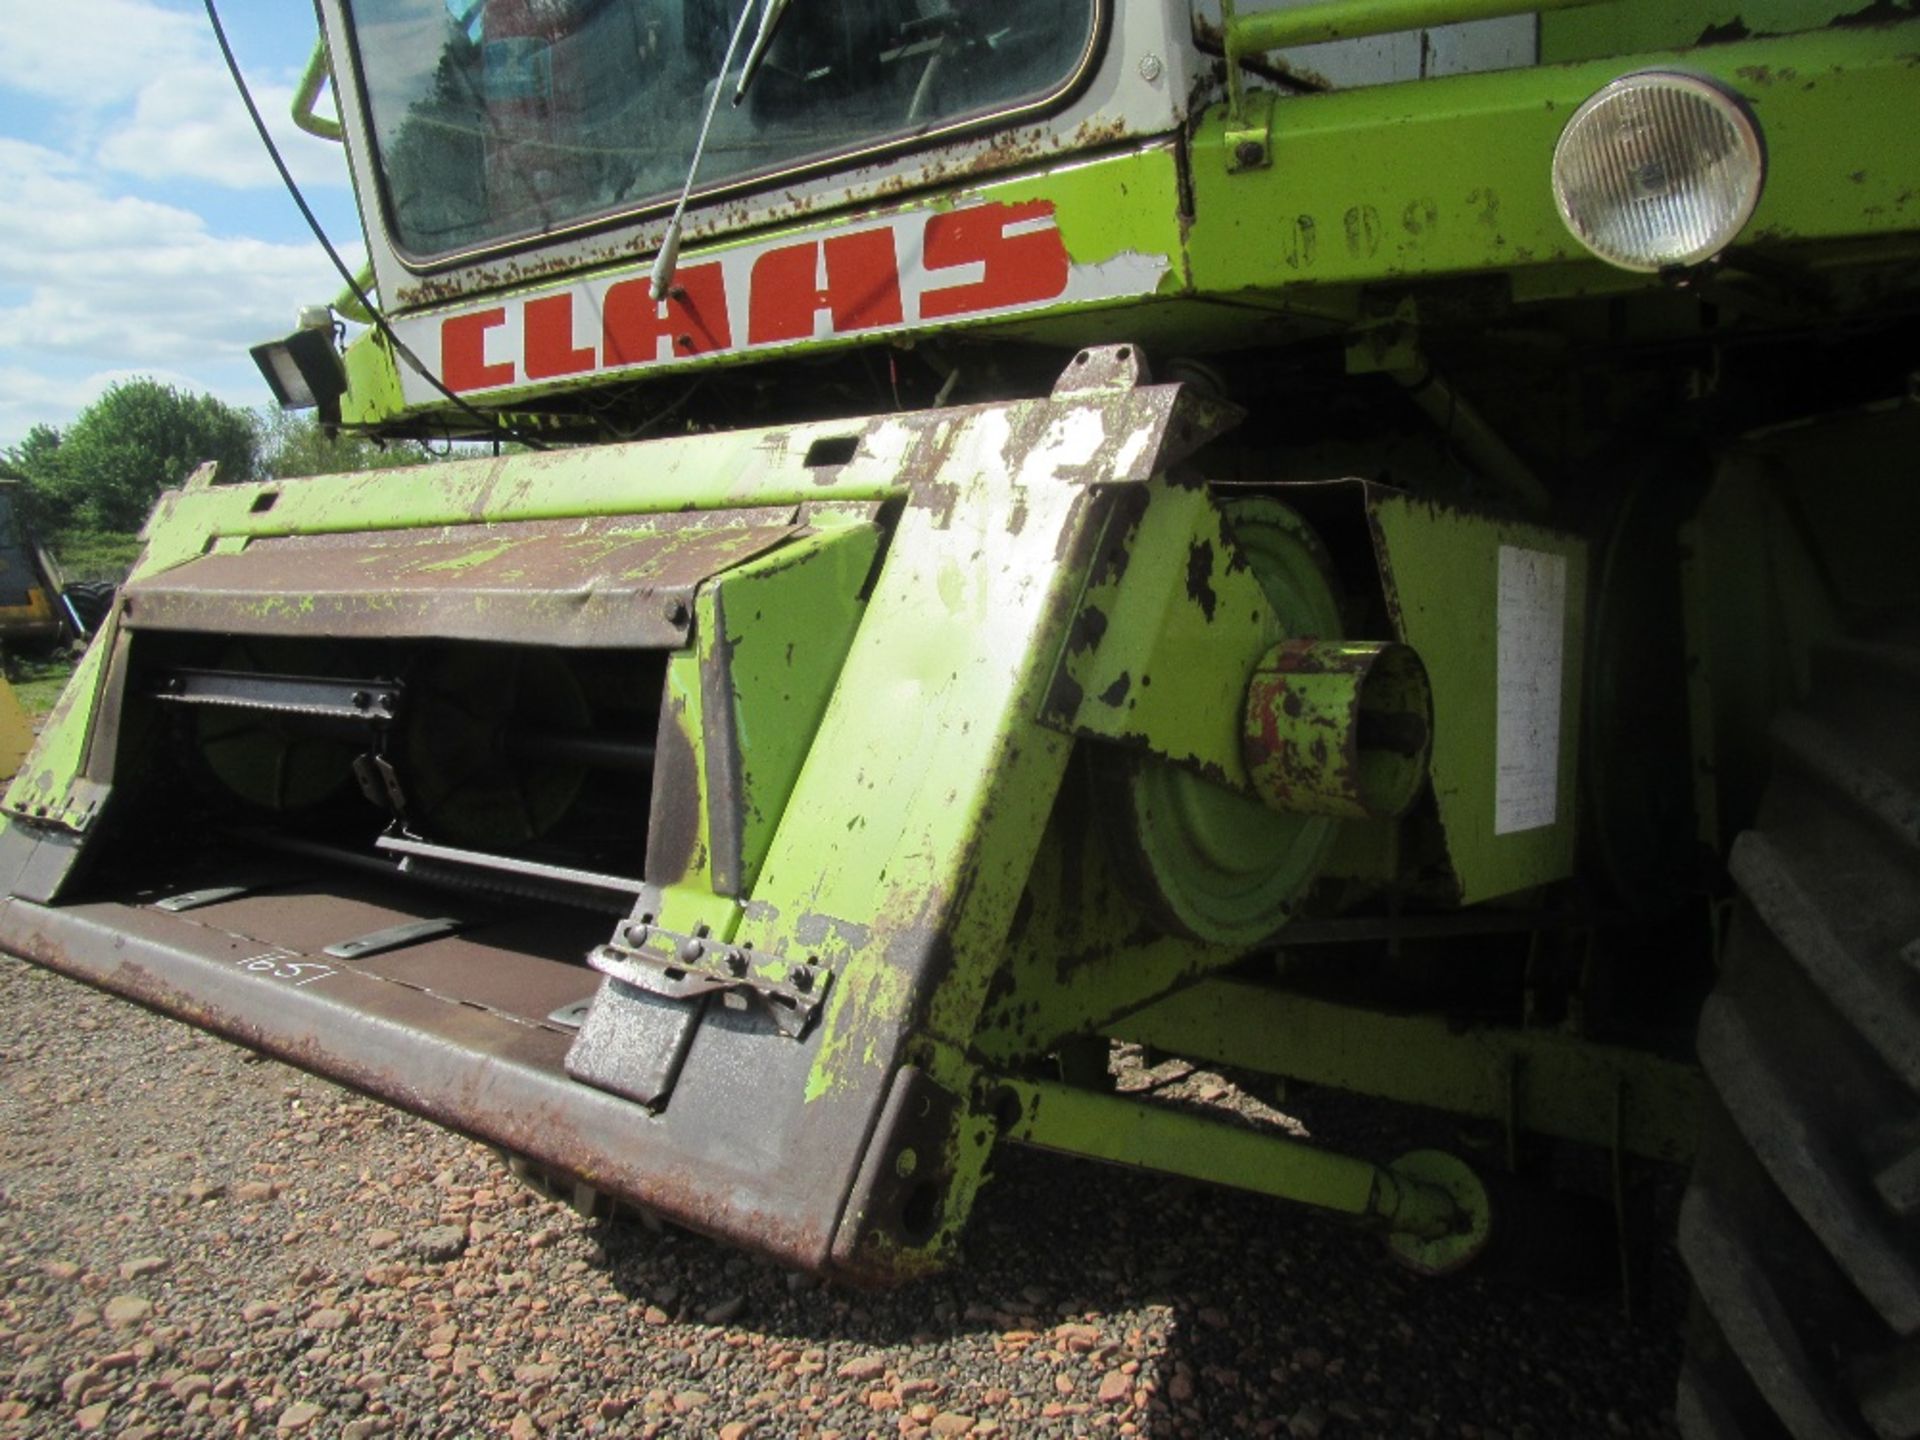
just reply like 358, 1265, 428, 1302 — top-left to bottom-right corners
1552, 71, 1766, 274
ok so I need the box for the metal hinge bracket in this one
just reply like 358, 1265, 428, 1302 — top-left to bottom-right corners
587, 922, 832, 1040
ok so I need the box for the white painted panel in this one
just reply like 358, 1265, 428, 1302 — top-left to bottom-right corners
1423, 15, 1539, 77
1494, 544, 1567, 836
1193, 2, 1540, 88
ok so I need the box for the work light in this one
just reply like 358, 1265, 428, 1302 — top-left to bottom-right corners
251, 315, 348, 421
1552, 71, 1766, 274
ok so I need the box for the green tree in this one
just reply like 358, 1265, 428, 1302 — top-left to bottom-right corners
258, 409, 436, 479
1, 422, 62, 477
0, 420, 60, 487
32, 380, 259, 533
1, 424, 65, 525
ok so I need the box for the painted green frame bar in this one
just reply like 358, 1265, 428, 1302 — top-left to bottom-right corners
1191, 23, 1920, 297
1000, 1076, 1465, 1238
1223, 0, 1606, 117
292, 39, 343, 142
1229, 0, 1601, 53
1105, 978, 1702, 1163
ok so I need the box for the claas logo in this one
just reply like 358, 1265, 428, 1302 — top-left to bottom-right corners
439, 201, 1071, 394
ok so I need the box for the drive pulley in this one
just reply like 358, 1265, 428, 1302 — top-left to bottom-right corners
1108, 497, 1433, 948
1110, 498, 1345, 946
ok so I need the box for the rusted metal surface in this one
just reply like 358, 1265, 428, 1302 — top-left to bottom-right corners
0, 352, 1250, 1283
121, 514, 804, 650
586, 922, 831, 1040
0, 881, 863, 1275
831, 1065, 961, 1282
1242, 638, 1433, 820
375, 834, 647, 901
386, 116, 1145, 311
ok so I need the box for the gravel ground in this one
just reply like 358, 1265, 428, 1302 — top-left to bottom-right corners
0, 953, 1685, 1439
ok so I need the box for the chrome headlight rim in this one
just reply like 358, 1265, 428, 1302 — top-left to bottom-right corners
1551, 69, 1768, 276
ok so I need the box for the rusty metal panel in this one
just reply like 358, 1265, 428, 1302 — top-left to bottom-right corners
192, 888, 605, 1028
0, 889, 858, 1274
0, 352, 1247, 1284
120, 513, 804, 649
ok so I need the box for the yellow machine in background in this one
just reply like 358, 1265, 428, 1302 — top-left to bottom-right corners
0, 481, 88, 650
0, 680, 32, 781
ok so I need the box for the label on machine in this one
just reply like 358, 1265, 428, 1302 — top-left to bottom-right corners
1493, 545, 1567, 836
392, 200, 1170, 405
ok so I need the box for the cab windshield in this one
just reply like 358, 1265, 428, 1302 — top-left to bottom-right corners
346, 0, 1103, 261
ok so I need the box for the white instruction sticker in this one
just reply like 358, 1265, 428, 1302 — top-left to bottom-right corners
1495, 545, 1567, 835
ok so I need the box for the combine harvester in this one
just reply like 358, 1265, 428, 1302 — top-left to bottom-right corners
3, 1, 1915, 1432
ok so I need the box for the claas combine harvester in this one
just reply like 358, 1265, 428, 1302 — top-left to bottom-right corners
4, 1, 1917, 1433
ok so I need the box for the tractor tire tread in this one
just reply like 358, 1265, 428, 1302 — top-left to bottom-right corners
1678, 630, 1920, 1440
1680, 1180, 1860, 1440
1859, 1337, 1920, 1440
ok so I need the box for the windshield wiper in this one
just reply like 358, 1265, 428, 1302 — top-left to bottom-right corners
648, 0, 759, 301
733, 0, 793, 105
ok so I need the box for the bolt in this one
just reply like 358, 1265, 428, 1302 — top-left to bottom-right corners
1138, 53, 1163, 82
624, 923, 650, 946
791, 967, 814, 993
725, 951, 747, 976
662, 597, 689, 625
1234, 140, 1265, 168
677, 936, 705, 964
351, 690, 371, 710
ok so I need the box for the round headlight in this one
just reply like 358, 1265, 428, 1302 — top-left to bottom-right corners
1552, 71, 1766, 274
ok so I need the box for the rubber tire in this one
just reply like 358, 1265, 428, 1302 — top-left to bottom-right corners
1677, 628, 1920, 1440
62, 580, 115, 635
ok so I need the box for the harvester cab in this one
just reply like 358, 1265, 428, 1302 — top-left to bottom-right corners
6, 3, 1919, 1428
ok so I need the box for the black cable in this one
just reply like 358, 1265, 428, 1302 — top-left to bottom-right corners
202, 0, 547, 450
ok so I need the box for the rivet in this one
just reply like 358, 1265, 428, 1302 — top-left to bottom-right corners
1139, 53, 1163, 82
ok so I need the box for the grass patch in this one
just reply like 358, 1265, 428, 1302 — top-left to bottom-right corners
6, 651, 78, 721
53, 530, 142, 583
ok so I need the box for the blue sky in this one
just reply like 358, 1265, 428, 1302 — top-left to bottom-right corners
0, 0, 367, 447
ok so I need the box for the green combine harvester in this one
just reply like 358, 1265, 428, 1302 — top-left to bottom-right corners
5, 0, 1916, 1432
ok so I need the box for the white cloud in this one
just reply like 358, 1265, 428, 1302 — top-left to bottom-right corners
0, 2, 375, 445
0, 364, 242, 447
95, 64, 352, 192
0, 0, 350, 190
0, 139, 354, 441
0, 0, 204, 105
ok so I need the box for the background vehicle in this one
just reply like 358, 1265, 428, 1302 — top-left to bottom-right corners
3, 3, 1915, 1436
0, 676, 34, 783
0, 480, 108, 649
